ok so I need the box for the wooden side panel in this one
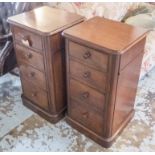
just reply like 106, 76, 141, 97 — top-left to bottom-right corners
120, 38, 146, 70
104, 55, 120, 138
50, 33, 66, 112
52, 49, 66, 111
112, 52, 144, 135
43, 33, 66, 114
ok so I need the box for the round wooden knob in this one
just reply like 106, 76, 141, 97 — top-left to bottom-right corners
83, 71, 91, 78
83, 51, 91, 59
81, 92, 89, 99
29, 72, 35, 77
82, 112, 89, 119
31, 92, 37, 97
26, 53, 33, 59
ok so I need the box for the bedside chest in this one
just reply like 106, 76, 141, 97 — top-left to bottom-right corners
63, 17, 149, 147
8, 6, 84, 123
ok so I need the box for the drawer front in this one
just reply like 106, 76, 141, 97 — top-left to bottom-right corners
15, 44, 44, 71
70, 59, 107, 93
70, 79, 105, 111
13, 26, 43, 51
68, 99, 104, 136
19, 64, 46, 90
22, 79, 48, 111
69, 41, 108, 72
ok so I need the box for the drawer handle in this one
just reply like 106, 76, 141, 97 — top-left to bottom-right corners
83, 51, 91, 59
31, 92, 37, 97
26, 53, 33, 59
28, 72, 35, 78
81, 92, 89, 99
21, 36, 31, 47
82, 112, 89, 119
83, 71, 91, 78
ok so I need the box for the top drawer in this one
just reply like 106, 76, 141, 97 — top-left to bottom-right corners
68, 41, 108, 72
13, 26, 43, 51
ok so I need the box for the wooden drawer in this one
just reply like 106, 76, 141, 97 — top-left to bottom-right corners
13, 26, 43, 51
69, 99, 104, 136
70, 79, 105, 111
19, 64, 46, 90
22, 79, 48, 111
70, 59, 107, 93
69, 41, 108, 72
15, 44, 44, 71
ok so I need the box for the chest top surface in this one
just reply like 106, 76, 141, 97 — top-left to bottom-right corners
63, 17, 149, 54
8, 6, 84, 36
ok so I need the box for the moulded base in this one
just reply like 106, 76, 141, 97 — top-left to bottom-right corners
66, 110, 134, 148
22, 95, 66, 124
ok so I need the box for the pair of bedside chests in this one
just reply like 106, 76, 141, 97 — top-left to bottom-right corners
8, 6, 148, 148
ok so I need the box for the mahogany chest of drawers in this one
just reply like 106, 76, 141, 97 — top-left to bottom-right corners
63, 17, 148, 147
8, 6, 84, 123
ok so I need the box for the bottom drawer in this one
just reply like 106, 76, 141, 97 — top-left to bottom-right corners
22, 79, 49, 111
68, 99, 104, 136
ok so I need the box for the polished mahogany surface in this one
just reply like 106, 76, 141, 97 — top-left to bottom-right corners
64, 16, 148, 54
8, 6, 84, 35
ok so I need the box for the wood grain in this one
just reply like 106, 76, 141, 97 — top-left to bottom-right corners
8, 6, 85, 35
70, 78, 105, 112
69, 41, 108, 72
69, 59, 107, 93
69, 99, 104, 136
14, 26, 43, 51
22, 79, 48, 111
19, 63, 46, 90
64, 17, 149, 54
15, 44, 45, 72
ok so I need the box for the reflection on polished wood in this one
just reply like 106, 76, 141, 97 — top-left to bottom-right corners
8, 6, 84, 35
64, 16, 148, 53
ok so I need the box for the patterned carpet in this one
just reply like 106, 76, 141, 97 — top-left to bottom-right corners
0, 73, 33, 138
0, 68, 155, 152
